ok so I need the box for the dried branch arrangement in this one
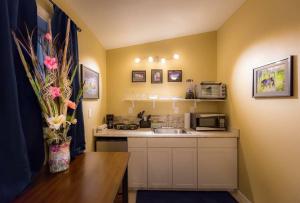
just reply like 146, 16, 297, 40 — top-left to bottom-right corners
13, 19, 84, 145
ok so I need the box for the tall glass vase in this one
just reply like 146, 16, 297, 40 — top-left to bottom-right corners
48, 138, 71, 173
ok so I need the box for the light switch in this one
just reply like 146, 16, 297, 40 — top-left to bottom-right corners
88, 108, 92, 118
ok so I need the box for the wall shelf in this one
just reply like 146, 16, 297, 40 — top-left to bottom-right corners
124, 98, 226, 102
124, 98, 225, 111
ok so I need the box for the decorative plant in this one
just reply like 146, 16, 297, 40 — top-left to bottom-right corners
12, 19, 84, 145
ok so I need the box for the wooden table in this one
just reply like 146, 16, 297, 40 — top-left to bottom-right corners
13, 152, 129, 203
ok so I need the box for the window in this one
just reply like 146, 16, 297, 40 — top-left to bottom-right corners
37, 17, 48, 79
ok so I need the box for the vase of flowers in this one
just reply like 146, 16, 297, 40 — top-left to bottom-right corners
48, 136, 71, 173
13, 19, 83, 173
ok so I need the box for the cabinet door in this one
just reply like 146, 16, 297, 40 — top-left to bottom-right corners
128, 148, 147, 189
148, 148, 172, 189
172, 148, 197, 189
198, 147, 237, 189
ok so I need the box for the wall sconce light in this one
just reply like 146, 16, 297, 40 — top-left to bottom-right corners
133, 54, 180, 64
173, 53, 180, 60
134, 57, 141, 64
160, 58, 166, 64
148, 56, 154, 63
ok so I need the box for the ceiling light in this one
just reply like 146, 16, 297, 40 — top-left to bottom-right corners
148, 56, 154, 63
160, 58, 166, 64
173, 53, 180, 60
134, 57, 141, 64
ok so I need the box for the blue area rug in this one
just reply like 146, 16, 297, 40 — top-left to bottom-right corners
136, 190, 238, 203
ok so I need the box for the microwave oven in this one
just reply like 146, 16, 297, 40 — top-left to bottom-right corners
191, 113, 227, 131
196, 82, 226, 99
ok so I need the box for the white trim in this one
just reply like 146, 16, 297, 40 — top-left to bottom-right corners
230, 190, 252, 203
37, 4, 51, 21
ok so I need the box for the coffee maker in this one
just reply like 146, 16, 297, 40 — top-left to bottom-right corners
106, 114, 114, 129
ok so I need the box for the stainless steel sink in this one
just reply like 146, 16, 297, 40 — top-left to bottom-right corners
153, 128, 188, 134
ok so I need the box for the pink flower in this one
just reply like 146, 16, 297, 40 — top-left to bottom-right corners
49, 86, 61, 99
66, 100, 76, 110
44, 56, 58, 70
44, 33, 52, 41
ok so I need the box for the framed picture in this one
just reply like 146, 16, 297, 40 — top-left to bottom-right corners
81, 65, 99, 99
132, 70, 146, 82
168, 70, 182, 82
253, 56, 293, 98
151, 69, 163, 83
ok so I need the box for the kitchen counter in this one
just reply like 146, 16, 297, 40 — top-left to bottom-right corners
93, 129, 239, 191
94, 128, 239, 138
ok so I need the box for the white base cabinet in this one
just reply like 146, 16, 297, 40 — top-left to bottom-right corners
198, 138, 237, 189
128, 138, 148, 189
148, 148, 172, 188
128, 136, 238, 191
147, 147, 198, 189
128, 148, 148, 189
172, 148, 197, 189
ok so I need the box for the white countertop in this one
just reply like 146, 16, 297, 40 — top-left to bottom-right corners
94, 128, 239, 138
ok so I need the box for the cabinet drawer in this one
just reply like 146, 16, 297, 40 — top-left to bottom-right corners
128, 138, 147, 148
148, 138, 197, 148
198, 138, 237, 148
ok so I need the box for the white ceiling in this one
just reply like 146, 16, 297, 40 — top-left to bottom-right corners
64, 0, 246, 49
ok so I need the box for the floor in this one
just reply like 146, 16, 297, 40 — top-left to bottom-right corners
127, 191, 239, 203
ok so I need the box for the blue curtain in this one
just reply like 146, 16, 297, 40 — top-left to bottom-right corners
52, 6, 86, 158
0, 0, 44, 202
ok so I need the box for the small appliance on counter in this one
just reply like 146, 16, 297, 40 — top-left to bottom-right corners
196, 81, 226, 99
191, 113, 227, 131
106, 114, 114, 129
138, 111, 151, 128
113, 123, 139, 130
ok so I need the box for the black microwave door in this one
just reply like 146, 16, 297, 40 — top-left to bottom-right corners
198, 117, 218, 127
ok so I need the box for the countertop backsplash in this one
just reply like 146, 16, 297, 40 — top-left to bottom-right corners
113, 114, 184, 128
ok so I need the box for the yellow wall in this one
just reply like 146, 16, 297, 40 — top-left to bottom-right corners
217, 0, 300, 202
36, 1, 300, 201
107, 32, 219, 115
37, 0, 107, 152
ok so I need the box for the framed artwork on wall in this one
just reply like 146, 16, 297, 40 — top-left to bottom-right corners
253, 56, 293, 98
81, 65, 99, 99
168, 70, 182, 82
132, 70, 146, 82
151, 69, 163, 83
